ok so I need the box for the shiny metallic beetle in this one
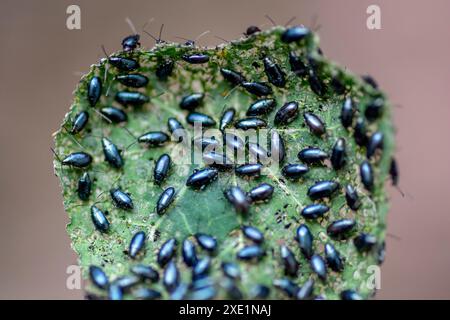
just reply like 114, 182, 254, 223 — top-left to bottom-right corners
327, 219, 356, 239
182, 239, 198, 267
90, 205, 110, 232
296, 224, 313, 259
116, 73, 148, 88
331, 138, 346, 170
219, 108, 236, 131
263, 57, 286, 87
186, 168, 218, 189
61, 152, 93, 168
220, 68, 245, 85
248, 183, 274, 202
360, 160, 374, 191
138, 131, 170, 147
110, 188, 133, 210
182, 53, 209, 64
324, 243, 343, 272
246, 98, 276, 116
235, 117, 267, 130
180, 93, 205, 111
87, 76, 102, 107
77, 172, 91, 201
274, 101, 299, 125
195, 233, 217, 252
154, 154, 171, 185
224, 186, 251, 214
157, 238, 177, 266
242, 225, 264, 243
307, 180, 339, 200
156, 187, 175, 215
71, 111, 89, 134
281, 26, 311, 43
304, 112, 326, 136
115, 91, 149, 106
100, 107, 127, 123
129, 231, 146, 258
281, 245, 299, 276
102, 137, 124, 169
297, 147, 328, 164
241, 82, 273, 97
301, 204, 329, 219
345, 185, 361, 210
282, 164, 309, 179
237, 245, 265, 261
186, 112, 216, 127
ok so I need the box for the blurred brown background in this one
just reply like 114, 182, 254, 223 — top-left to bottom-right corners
0, 0, 449, 299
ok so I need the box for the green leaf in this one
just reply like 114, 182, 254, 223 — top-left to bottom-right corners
54, 27, 394, 300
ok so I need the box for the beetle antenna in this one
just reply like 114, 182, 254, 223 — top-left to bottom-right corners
223, 85, 239, 100
144, 25, 165, 44
176, 30, 210, 46
125, 17, 138, 35
195, 30, 210, 41
96, 190, 107, 201
63, 127, 85, 149
104, 79, 113, 97
219, 104, 228, 114
61, 124, 72, 135
310, 14, 322, 31
284, 16, 297, 27
158, 23, 165, 42
112, 173, 124, 187
103, 64, 109, 84
387, 233, 402, 241
153, 91, 166, 99
92, 108, 113, 124
90, 169, 107, 174
51, 147, 67, 174
175, 36, 190, 42
395, 185, 406, 198
148, 23, 165, 43
143, 30, 158, 42
125, 140, 138, 151
92, 199, 108, 206
142, 17, 155, 31
122, 127, 137, 140
215, 35, 230, 43
101, 45, 110, 58
50, 148, 62, 163
264, 14, 277, 26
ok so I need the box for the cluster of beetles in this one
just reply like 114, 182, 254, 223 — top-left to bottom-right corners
55, 24, 399, 300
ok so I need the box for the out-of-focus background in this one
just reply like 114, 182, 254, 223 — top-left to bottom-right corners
0, 0, 449, 299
